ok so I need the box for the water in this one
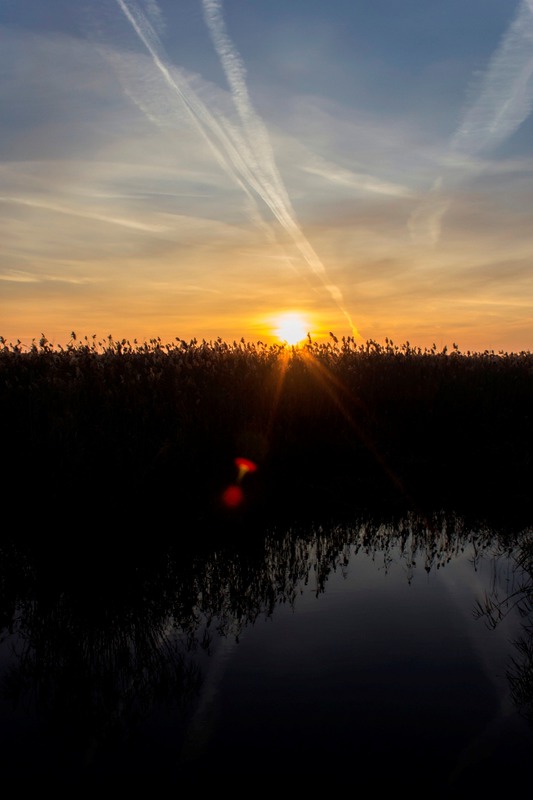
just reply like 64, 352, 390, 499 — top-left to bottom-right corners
0, 512, 532, 791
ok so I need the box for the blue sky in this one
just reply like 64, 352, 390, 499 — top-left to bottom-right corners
1, 0, 533, 350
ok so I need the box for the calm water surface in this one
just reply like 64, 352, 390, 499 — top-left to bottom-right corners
1, 513, 532, 791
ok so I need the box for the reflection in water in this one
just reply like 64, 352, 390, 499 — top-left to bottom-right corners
0, 511, 532, 787
475, 533, 533, 726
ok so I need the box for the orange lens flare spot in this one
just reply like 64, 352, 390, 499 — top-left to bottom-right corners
234, 457, 257, 482
222, 484, 244, 509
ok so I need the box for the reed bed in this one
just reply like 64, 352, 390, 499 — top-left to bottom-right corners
2, 333, 532, 529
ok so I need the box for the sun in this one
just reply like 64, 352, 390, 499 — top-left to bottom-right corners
274, 312, 310, 345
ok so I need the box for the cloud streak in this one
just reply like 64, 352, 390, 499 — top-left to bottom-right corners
0, 194, 170, 232
0, 269, 91, 285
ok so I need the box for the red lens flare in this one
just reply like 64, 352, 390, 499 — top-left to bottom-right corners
221, 484, 244, 508
220, 457, 258, 510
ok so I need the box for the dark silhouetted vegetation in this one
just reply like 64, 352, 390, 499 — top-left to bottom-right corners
2, 333, 532, 531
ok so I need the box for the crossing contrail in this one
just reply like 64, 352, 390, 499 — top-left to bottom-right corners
112, 0, 357, 333
201, 0, 357, 333
113, 0, 270, 230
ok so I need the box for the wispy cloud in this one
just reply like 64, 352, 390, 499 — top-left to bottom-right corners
0, 269, 91, 285
0, 270, 41, 283
0, 194, 171, 232
302, 156, 415, 199
410, 0, 533, 245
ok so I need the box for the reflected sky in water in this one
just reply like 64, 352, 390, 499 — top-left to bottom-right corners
0, 514, 532, 791
175, 540, 530, 787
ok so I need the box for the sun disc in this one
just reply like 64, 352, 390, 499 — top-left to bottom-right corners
274, 313, 309, 345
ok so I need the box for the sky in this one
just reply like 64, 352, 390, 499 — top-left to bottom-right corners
2, 0, 533, 351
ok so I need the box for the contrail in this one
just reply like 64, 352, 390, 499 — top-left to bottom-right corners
202, 0, 300, 228
111, 1, 315, 270
113, 0, 280, 239
112, 0, 357, 334
410, 0, 533, 245
451, 0, 533, 157
201, 0, 357, 333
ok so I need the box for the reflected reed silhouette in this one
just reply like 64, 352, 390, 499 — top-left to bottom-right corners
0, 511, 532, 789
